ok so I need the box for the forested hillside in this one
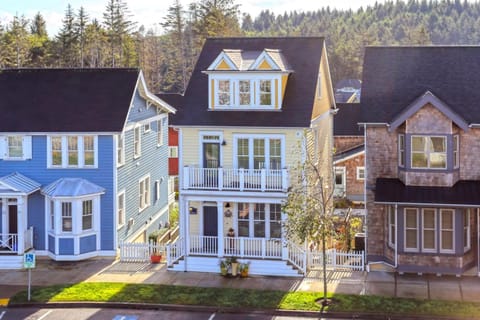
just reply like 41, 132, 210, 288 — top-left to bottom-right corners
1, 0, 479, 92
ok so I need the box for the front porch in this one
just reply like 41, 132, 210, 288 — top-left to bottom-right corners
0, 227, 34, 255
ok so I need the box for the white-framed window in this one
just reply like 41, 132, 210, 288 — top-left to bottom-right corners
239, 80, 251, 105
422, 208, 437, 252
356, 167, 365, 180
117, 191, 125, 228
139, 175, 151, 211
62, 202, 73, 232
157, 119, 164, 146
48, 136, 97, 168
144, 122, 151, 133
82, 199, 93, 231
117, 134, 125, 167
50, 200, 55, 231
334, 167, 346, 197
404, 208, 419, 252
259, 80, 272, 106
134, 126, 141, 158
253, 204, 266, 237
238, 203, 250, 237
464, 209, 471, 252
440, 209, 455, 253
411, 135, 446, 169
234, 135, 284, 169
218, 80, 231, 106
7, 136, 22, 158
398, 134, 405, 167
270, 204, 282, 238
68, 136, 78, 166
169, 146, 178, 158
453, 135, 459, 169
387, 206, 395, 247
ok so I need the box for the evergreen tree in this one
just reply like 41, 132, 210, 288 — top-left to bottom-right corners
3, 14, 30, 67
56, 4, 78, 67
29, 12, 50, 67
76, 7, 89, 67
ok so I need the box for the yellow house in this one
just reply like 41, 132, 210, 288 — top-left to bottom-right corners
161, 37, 336, 276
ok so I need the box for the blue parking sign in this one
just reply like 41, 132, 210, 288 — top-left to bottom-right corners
24, 253, 35, 269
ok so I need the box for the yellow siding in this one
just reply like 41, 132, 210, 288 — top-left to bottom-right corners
281, 75, 288, 99
210, 79, 215, 109
181, 127, 304, 168
258, 59, 272, 70
216, 59, 232, 70
189, 201, 201, 235
311, 47, 334, 119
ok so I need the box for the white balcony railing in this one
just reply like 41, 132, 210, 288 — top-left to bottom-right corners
183, 167, 288, 192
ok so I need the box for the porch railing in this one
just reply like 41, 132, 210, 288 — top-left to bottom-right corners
189, 235, 283, 259
166, 237, 184, 267
0, 233, 18, 254
119, 240, 165, 263
183, 167, 288, 192
24, 227, 34, 251
287, 241, 307, 274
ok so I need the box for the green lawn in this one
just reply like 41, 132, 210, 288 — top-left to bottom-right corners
9, 282, 480, 318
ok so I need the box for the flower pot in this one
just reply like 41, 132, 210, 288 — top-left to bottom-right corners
240, 270, 248, 278
150, 254, 162, 264
231, 262, 239, 276
220, 266, 228, 276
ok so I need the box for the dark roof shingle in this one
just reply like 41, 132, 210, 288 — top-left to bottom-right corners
334, 103, 364, 136
360, 46, 480, 124
170, 37, 325, 127
0, 68, 139, 132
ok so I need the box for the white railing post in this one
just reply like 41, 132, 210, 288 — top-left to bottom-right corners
166, 244, 171, 266
218, 168, 223, 190
239, 168, 245, 191
183, 166, 189, 189
282, 169, 288, 192
261, 169, 266, 191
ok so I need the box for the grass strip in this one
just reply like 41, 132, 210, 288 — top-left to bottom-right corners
9, 282, 480, 318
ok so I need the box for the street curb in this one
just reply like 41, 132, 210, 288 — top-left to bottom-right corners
7, 302, 476, 320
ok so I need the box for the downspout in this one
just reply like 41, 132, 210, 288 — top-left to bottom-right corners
363, 123, 368, 268
394, 203, 398, 268
477, 208, 479, 277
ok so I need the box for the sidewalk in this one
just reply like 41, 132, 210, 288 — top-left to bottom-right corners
1, 258, 480, 305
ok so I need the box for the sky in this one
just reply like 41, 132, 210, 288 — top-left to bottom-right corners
0, 0, 405, 36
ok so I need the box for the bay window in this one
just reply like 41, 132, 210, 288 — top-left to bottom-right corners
453, 135, 459, 169
62, 202, 73, 232
411, 136, 446, 169
398, 134, 405, 167
82, 200, 93, 230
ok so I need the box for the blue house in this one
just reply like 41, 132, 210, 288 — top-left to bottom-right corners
0, 68, 175, 268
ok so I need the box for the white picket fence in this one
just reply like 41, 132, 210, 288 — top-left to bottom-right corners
308, 248, 365, 271
119, 241, 165, 263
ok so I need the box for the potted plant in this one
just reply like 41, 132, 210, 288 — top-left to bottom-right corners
219, 258, 230, 276
229, 256, 239, 276
239, 262, 250, 278
148, 230, 162, 264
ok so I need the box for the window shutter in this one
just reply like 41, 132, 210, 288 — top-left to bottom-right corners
23, 136, 32, 159
0, 136, 5, 159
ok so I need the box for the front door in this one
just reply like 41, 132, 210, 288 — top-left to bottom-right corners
203, 206, 218, 253
8, 205, 17, 234
203, 143, 220, 188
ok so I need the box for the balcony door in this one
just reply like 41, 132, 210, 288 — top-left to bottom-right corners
203, 142, 220, 188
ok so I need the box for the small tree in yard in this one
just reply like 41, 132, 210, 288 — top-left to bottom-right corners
282, 135, 335, 306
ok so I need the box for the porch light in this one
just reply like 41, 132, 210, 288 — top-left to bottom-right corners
189, 206, 198, 214
224, 209, 232, 218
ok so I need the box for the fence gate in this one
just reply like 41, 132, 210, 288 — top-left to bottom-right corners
119, 241, 164, 263
308, 249, 365, 271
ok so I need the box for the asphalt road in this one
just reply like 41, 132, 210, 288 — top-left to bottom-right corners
0, 307, 356, 320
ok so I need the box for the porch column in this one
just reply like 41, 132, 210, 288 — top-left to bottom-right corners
16, 197, 25, 254
217, 201, 224, 257
179, 195, 189, 256
1, 198, 7, 245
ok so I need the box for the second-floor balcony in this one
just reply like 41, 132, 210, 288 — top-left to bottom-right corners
182, 166, 289, 192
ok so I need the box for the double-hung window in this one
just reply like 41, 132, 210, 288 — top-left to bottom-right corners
239, 80, 251, 105
411, 136, 446, 169
117, 134, 125, 167
7, 136, 23, 158
238, 203, 250, 237
134, 127, 141, 158
404, 208, 419, 252
82, 200, 93, 230
398, 134, 405, 167
62, 202, 73, 232
464, 209, 471, 252
270, 204, 282, 238
422, 208, 436, 252
218, 80, 231, 106
157, 119, 164, 146
139, 175, 151, 211
117, 191, 125, 228
453, 135, 459, 169
440, 209, 454, 253
253, 204, 266, 237
259, 80, 272, 106
387, 206, 396, 247
1, 135, 31, 160
235, 135, 284, 169
49, 136, 97, 168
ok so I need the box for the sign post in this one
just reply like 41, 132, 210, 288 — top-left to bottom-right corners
24, 253, 36, 301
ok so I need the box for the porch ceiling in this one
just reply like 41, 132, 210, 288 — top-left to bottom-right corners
375, 178, 480, 206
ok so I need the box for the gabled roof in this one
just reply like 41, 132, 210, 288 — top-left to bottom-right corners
334, 144, 364, 163
42, 178, 105, 197
0, 68, 173, 133
360, 46, 480, 125
167, 37, 326, 128
0, 172, 41, 195
207, 48, 292, 71
334, 103, 364, 136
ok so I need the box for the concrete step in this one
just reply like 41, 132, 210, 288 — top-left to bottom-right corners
0, 256, 23, 269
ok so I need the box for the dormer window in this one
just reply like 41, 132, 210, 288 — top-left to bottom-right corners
411, 135, 446, 169
206, 48, 292, 111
